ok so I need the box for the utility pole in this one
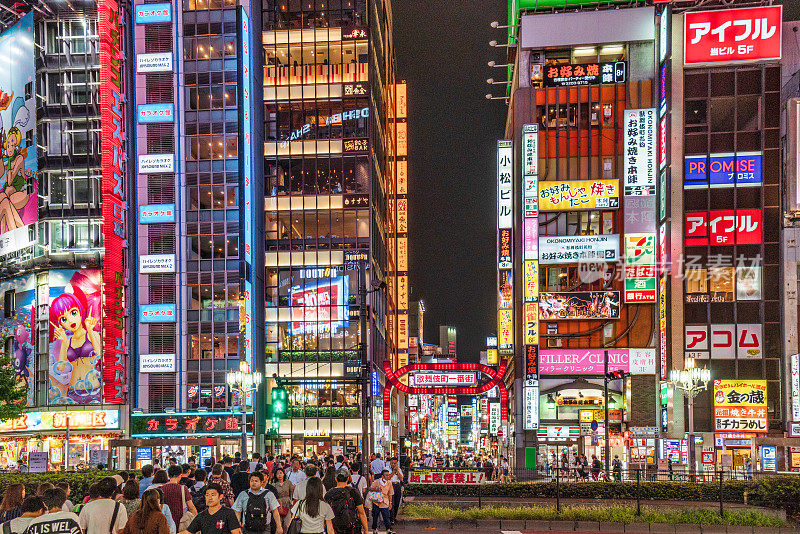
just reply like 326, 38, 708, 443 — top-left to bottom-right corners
359, 260, 369, 471
604, 349, 610, 480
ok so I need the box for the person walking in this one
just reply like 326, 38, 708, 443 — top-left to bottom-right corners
178, 483, 240, 534
322, 466, 337, 492
293, 465, 324, 502
324, 468, 368, 534
366, 470, 393, 534
79, 477, 129, 534
140, 465, 156, 497
23, 489, 81, 534
232, 473, 282, 534
121, 489, 170, 534
208, 465, 236, 507
286, 460, 306, 487
287, 478, 334, 534
612, 455, 622, 482
387, 459, 403, 523
271, 469, 293, 533
0, 496, 45, 534
369, 455, 384, 479
231, 462, 251, 498
0, 484, 25, 523
161, 465, 197, 531
121, 480, 142, 518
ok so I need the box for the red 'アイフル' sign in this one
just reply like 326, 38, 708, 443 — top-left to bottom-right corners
100, 0, 127, 404
684, 6, 782, 65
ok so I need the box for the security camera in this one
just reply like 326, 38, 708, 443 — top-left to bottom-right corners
487, 78, 494, 84
485, 94, 493, 100
490, 21, 499, 28
489, 40, 498, 47
488, 60, 496, 67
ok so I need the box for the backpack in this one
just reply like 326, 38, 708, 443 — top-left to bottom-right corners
351, 475, 364, 495
190, 485, 207, 514
326, 487, 357, 533
244, 491, 269, 532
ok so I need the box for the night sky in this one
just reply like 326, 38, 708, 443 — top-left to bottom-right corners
393, 1, 507, 362
392, 1, 800, 363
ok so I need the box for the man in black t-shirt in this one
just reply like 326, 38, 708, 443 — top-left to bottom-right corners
324, 468, 369, 534
180, 483, 241, 534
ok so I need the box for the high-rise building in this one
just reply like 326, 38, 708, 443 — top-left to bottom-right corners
260, 0, 400, 456
0, 1, 130, 466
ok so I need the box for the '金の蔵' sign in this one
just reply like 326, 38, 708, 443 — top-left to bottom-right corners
713, 379, 767, 433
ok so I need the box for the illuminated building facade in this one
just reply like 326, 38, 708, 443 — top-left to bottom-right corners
261, 0, 400, 456
499, 3, 659, 470
0, 1, 130, 467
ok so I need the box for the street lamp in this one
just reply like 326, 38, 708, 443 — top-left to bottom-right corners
226, 360, 262, 458
669, 358, 711, 477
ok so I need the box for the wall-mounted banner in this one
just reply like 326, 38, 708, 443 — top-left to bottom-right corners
539, 291, 620, 320
624, 233, 657, 303
412, 373, 476, 387
684, 209, 761, 245
792, 354, 800, 421
131, 411, 253, 437
523, 260, 539, 302
139, 254, 176, 273
137, 103, 175, 123
623, 108, 657, 196
525, 345, 538, 381
138, 154, 174, 174
139, 204, 176, 224
684, 153, 762, 188
523, 217, 538, 260
524, 302, 539, 345
522, 124, 538, 177
135, 2, 171, 23
136, 52, 173, 72
539, 234, 619, 264
539, 180, 619, 210
497, 140, 513, 228
539, 348, 656, 375
684, 6, 782, 66
139, 353, 176, 373
544, 61, 626, 87
624, 195, 657, 234
498, 228, 512, 269
140, 303, 176, 323
498, 308, 513, 351
0, 410, 120, 433
684, 323, 763, 359
524, 379, 539, 430
537, 425, 580, 440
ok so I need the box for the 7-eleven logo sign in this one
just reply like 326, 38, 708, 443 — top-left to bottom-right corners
625, 234, 655, 266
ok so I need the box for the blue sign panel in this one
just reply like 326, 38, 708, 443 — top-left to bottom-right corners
138, 103, 175, 124
199, 446, 213, 465
735, 152, 762, 187
140, 303, 177, 323
659, 63, 668, 117
684, 155, 707, 188
372, 370, 380, 396
139, 203, 176, 224
709, 153, 735, 188
761, 445, 777, 473
136, 447, 152, 462
135, 3, 172, 23
238, 7, 255, 371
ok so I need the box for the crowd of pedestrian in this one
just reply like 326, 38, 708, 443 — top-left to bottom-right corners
0, 451, 410, 534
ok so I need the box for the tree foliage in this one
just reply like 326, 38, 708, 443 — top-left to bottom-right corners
0, 335, 27, 421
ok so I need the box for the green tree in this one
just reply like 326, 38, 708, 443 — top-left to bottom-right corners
0, 336, 27, 421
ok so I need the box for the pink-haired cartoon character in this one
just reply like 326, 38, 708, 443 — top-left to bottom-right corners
49, 290, 100, 403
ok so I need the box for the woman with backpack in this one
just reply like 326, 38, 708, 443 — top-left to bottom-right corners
121, 489, 170, 534
287, 478, 334, 534
323, 468, 368, 534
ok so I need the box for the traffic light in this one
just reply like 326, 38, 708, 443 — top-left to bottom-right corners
271, 385, 288, 430
606, 370, 626, 380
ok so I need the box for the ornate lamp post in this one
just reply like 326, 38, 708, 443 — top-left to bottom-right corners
226, 360, 262, 458
669, 357, 711, 477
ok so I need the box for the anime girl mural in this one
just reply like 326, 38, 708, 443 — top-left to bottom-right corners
0, 274, 35, 405
0, 12, 36, 249
48, 270, 102, 404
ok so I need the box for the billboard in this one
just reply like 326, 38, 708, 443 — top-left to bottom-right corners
684, 6, 782, 66
134, 2, 171, 23
623, 109, 657, 196
136, 52, 173, 72
538, 180, 619, 210
539, 234, 619, 264
0, 409, 120, 433
713, 379, 767, 433
685, 210, 761, 245
48, 270, 103, 405
137, 154, 174, 173
524, 302, 538, 345
524, 379, 539, 430
684, 153, 762, 188
289, 276, 349, 334
0, 274, 35, 405
684, 324, 763, 359
523, 260, 538, 302
139, 303, 177, 323
137, 103, 175, 123
539, 348, 656, 375
539, 291, 620, 320
543, 61, 625, 87
0, 13, 37, 257
139, 254, 176, 273
139, 353, 176, 373
498, 308, 513, 351
139, 204, 176, 224
624, 233, 657, 303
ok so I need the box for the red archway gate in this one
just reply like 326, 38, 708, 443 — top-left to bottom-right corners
382, 361, 508, 421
